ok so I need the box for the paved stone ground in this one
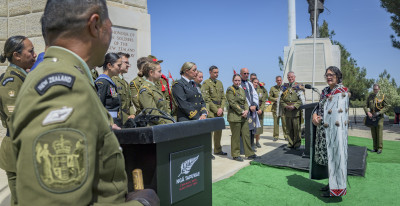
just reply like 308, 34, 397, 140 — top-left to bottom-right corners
0, 123, 399, 205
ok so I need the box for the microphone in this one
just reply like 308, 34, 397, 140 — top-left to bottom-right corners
305, 84, 320, 95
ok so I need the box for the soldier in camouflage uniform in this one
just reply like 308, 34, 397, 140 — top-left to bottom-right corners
112, 52, 135, 125
252, 78, 268, 148
280, 72, 304, 149
364, 84, 389, 154
9, 1, 158, 205
269, 76, 287, 141
0, 35, 36, 206
201, 66, 227, 156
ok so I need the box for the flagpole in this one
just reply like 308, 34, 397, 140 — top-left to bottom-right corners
312, 0, 317, 103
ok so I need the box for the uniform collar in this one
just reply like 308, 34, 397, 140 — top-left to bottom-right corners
9, 63, 28, 76
181, 75, 190, 83
45, 46, 94, 86
145, 79, 156, 86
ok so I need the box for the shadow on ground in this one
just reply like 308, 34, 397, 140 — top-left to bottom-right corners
286, 174, 343, 203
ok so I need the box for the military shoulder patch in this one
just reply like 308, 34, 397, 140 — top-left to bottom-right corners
35, 73, 75, 95
139, 88, 147, 94
2, 77, 14, 86
42, 106, 74, 126
34, 128, 88, 193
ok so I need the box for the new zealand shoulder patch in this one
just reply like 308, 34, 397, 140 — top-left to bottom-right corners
34, 128, 88, 193
2, 77, 14, 86
35, 73, 75, 95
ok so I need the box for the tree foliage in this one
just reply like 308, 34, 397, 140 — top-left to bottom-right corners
381, 0, 400, 49
319, 21, 374, 103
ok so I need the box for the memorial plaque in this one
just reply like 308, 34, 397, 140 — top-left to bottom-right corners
170, 146, 204, 204
107, 26, 138, 75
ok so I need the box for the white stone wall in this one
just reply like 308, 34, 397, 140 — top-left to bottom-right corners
0, 0, 150, 82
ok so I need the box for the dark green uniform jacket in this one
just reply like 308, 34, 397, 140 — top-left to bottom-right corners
139, 80, 173, 125
280, 82, 303, 117
130, 76, 144, 115
256, 86, 268, 116
112, 75, 135, 124
172, 78, 207, 121
201, 78, 226, 118
363, 93, 389, 117
226, 86, 248, 122
269, 85, 281, 113
10, 46, 141, 206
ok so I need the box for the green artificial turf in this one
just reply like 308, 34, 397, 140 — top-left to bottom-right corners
212, 136, 400, 205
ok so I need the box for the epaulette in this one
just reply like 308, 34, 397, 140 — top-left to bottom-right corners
10, 71, 25, 81
228, 86, 236, 95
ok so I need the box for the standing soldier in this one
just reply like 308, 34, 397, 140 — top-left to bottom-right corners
9, 0, 158, 205
0, 35, 36, 206
202, 66, 227, 156
364, 84, 389, 154
269, 76, 287, 141
281, 72, 304, 150
252, 78, 268, 148
148, 55, 174, 115
130, 57, 149, 115
112, 52, 135, 125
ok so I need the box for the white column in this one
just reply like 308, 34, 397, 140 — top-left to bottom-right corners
288, 0, 296, 46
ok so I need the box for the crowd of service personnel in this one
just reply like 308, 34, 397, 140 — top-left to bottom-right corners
0, 0, 390, 204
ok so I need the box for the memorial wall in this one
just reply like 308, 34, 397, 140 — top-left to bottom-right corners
0, 0, 151, 82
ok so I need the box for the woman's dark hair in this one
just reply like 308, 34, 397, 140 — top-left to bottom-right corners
325, 66, 342, 84
102, 53, 120, 70
0, 35, 27, 63
232, 74, 241, 81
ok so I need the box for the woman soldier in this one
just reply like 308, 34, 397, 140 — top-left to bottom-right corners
0, 35, 36, 205
95, 53, 122, 127
138, 61, 173, 125
252, 78, 268, 148
226, 74, 258, 161
172, 62, 207, 122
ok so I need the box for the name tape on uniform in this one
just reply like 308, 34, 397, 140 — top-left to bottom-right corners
35, 73, 75, 95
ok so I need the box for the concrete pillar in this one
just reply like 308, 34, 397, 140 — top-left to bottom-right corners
288, 0, 296, 46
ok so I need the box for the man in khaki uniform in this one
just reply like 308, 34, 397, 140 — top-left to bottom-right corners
10, 0, 158, 205
363, 84, 389, 154
269, 76, 287, 141
112, 52, 135, 125
280, 72, 303, 149
201, 66, 227, 156
130, 57, 149, 115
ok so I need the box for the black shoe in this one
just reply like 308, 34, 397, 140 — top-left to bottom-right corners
233, 156, 243, 162
215, 151, 227, 155
321, 191, 331, 198
370, 149, 377, 152
211, 155, 215, 160
247, 154, 259, 160
377, 149, 382, 154
252, 147, 257, 152
256, 142, 261, 148
320, 184, 329, 191
273, 138, 278, 142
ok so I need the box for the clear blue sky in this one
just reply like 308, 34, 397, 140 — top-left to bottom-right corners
148, 0, 398, 90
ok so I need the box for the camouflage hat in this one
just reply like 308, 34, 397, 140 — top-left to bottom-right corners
148, 55, 163, 63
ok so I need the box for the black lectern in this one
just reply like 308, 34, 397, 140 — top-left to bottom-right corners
299, 102, 318, 157
114, 117, 225, 206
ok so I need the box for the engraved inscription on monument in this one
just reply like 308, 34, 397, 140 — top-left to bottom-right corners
107, 26, 138, 78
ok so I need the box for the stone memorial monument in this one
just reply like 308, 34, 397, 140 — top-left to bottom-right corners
0, 0, 151, 82
284, 0, 339, 102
